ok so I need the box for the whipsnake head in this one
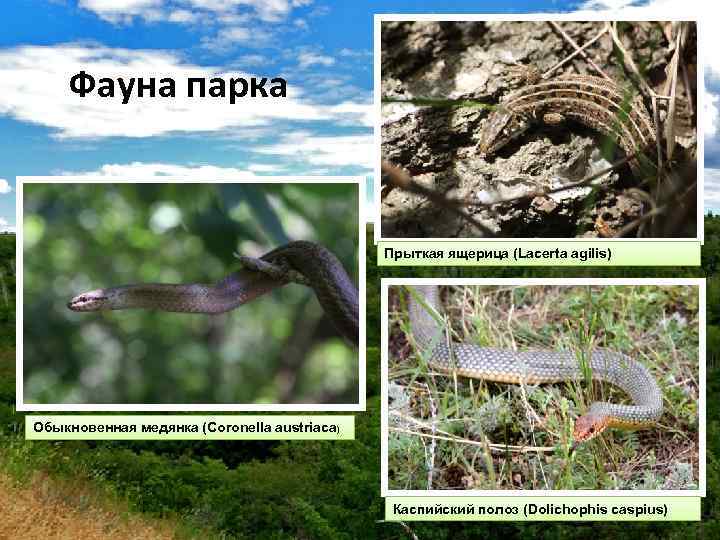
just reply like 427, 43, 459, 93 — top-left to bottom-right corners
572, 411, 611, 449
67, 289, 112, 311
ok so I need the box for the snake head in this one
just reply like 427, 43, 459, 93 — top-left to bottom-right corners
572, 410, 610, 450
67, 289, 110, 311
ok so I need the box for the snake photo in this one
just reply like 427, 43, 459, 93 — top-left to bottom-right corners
407, 285, 663, 446
68, 241, 359, 346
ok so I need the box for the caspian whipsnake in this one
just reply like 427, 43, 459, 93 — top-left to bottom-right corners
407, 285, 663, 446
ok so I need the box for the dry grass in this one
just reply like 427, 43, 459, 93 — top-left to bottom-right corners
0, 470, 179, 540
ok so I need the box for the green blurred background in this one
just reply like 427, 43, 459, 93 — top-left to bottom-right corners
22, 182, 359, 405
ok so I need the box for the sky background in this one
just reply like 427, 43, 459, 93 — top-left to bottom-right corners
0, 0, 710, 231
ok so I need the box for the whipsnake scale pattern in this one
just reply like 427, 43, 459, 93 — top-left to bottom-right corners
407, 285, 663, 445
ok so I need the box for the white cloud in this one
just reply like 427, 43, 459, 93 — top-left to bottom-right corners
76, 1, 317, 55
328, 101, 373, 128
702, 9, 720, 78
577, 0, 704, 14
705, 168, 720, 211
79, 0, 164, 24
217, 0, 293, 23
254, 132, 374, 171
247, 163, 286, 173
236, 54, 272, 67
706, 88, 718, 138
0, 44, 347, 138
213, 11, 252, 26
297, 52, 335, 69
60, 162, 258, 179
168, 9, 198, 23
338, 48, 372, 58
79, 0, 301, 24
57, 153, 372, 183
307, 4, 330, 18
61, 130, 376, 180
0, 215, 13, 232
0, 179, 12, 194
201, 26, 272, 52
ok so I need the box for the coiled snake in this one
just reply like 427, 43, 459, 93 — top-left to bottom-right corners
408, 285, 663, 446
68, 241, 359, 346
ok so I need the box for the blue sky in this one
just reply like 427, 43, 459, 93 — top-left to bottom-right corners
0, 0, 708, 231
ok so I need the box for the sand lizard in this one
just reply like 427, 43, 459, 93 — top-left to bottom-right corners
477, 72, 658, 177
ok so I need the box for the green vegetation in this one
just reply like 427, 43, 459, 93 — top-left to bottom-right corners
0, 219, 719, 538
0, 234, 13, 329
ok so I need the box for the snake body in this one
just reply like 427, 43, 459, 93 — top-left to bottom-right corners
408, 285, 663, 445
68, 241, 359, 346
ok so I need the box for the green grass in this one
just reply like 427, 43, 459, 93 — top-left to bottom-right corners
1, 322, 380, 539
388, 284, 699, 490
